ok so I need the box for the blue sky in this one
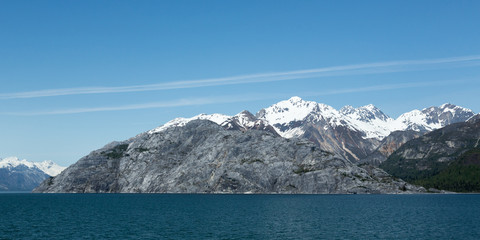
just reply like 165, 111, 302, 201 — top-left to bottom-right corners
1, 1, 480, 166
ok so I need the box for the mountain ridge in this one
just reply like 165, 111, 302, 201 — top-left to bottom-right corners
380, 116, 480, 192
0, 157, 65, 177
149, 97, 474, 141
34, 120, 424, 194
147, 97, 474, 163
0, 157, 66, 191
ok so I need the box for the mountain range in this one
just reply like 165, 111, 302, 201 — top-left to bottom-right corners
149, 97, 475, 163
34, 97, 475, 193
0, 157, 65, 191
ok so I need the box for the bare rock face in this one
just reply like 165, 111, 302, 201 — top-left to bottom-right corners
380, 117, 480, 184
34, 120, 422, 194
256, 97, 474, 163
360, 130, 424, 166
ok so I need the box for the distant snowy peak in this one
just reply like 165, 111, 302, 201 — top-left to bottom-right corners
397, 103, 475, 132
255, 96, 323, 125
341, 104, 391, 122
435, 103, 475, 124
0, 157, 34, 169
149, 97, 474, 141
257, 96, 393, 139
0, 157, 66, 176
34, 160, 67, 177
256, 97, 475, 140
257, 96, 390, 125
395, 110, 436, 132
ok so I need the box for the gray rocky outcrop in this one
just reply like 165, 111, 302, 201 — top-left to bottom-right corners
34, 120, 423, 194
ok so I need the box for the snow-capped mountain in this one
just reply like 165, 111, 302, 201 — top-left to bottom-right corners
0, 157, 66, 191
0, 157, 65, 176
147, 96, 474, 162
149, 111, 277, 135
256, 97, 396, 140
257, 96, 475, 140
395, 103, 475, 132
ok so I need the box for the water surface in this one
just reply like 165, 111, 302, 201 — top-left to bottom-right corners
1, 194, 479, 239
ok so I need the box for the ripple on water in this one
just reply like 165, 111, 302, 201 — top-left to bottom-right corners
0, 194, 479, 239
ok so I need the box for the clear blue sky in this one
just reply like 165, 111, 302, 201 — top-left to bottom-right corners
1, 1, 479, 166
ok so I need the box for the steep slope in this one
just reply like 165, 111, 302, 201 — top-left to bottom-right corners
380, 116, 480, 192
34, 120, 422, 194
256, 97, 474, 163
361, 102, 474, 165
148, 111, 277, 135
394, 103, 474, 132
0, 157, 65, 191
361, 130, 423, 166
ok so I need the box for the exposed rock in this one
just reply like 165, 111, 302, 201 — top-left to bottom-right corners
221, 110, 279, 136
360, 130, 423, 166
256, 97, 474, 163
380, 117, 480, 192
34, 120, 423, 194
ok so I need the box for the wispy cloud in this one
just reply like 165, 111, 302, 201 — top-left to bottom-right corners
2, 80, 462, 116
308, 79, 464, 97
1, 55, 479, 99
2, 96, 268, 116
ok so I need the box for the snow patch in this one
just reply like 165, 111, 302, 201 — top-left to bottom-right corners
149, 113, 232, 134
0, 157, 66, 176
257, 97, 475, 140
259, 96, 321, 125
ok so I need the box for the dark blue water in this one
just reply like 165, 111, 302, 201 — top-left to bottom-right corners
1, 194, 479, 239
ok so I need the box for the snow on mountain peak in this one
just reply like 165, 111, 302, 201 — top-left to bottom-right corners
344, 104, 390, 122
0, 157, 33, 169
0, 157, 66, 176
338, 104, 394, 139
35, 160, 67, 177
440, 103, 455, 109
149, 113, 232, 134
257, 97, 321, 125
258, 97, 475, 140
438, 103, 473, 116
288, 96, 303, 103
258, 98, 394, 139
394, 109, 437, 131
340, 105, 355, 114
231, 110, 259, 129
362, 104, 376, 110
149, 96, 474, 142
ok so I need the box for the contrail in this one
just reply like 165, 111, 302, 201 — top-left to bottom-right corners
2, 80, 463, 116
308, 79, 464, 96
1, 55, 479, 99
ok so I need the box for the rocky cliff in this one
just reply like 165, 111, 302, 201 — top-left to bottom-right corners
256, 97, 474, 163
34, 120, 422, 194
380, 115, 480, 192
360, 130, 423, 166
